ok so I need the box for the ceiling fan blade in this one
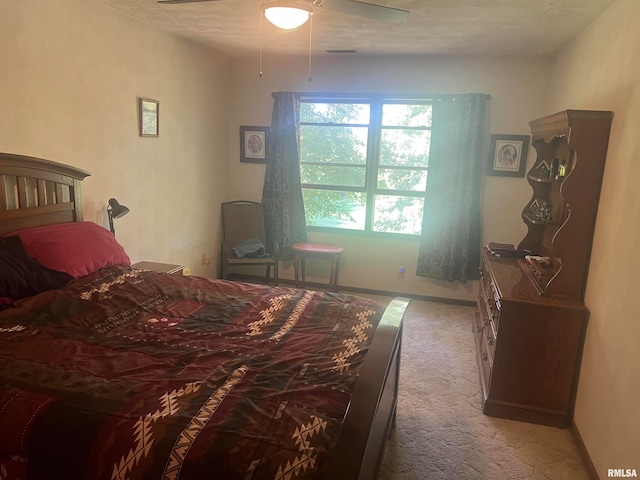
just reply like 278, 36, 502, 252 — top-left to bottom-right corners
317, 0, 409, 23
157, 0, 220, 4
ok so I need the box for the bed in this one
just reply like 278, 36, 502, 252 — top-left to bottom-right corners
0, 152, 408, 480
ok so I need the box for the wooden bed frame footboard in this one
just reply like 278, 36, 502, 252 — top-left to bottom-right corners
0, 152, 409, 480
326, 297, 410, 480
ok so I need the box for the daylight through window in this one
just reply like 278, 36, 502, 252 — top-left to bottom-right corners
299, 96, 432, 235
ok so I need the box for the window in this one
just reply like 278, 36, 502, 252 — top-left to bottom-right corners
299, 97, 432, 235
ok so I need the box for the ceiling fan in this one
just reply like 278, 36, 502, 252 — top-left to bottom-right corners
157, 0, 409, 80
156, 0, 410, 26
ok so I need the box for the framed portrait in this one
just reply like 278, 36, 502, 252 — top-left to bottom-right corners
240, 126, 269, 163
488, 134, 530, 177
139, 98, 159, 137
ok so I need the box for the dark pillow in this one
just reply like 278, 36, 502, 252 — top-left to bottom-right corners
10, 221, 131, 278
0, 236, 73, 305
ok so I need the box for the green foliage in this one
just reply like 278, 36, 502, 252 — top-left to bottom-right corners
303, 190, 359, 222
300, 100, 432, 234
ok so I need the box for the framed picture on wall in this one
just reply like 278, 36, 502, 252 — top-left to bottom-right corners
488, 134, 529, 177
240, 126, 269, 163
139, 98, 159, 137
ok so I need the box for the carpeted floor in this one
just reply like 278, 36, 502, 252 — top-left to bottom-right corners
368, 297, 591, 480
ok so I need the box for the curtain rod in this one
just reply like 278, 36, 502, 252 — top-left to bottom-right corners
272, 92, 491, 100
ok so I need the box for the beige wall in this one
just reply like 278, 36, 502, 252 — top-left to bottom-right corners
228, 53, 552, 300
1, 0, 230, 277
547, 0, 640, 474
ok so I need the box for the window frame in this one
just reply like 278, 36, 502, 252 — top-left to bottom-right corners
299, 94, 433, 237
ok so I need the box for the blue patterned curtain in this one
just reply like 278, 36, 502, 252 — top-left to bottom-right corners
262, 92, 308, 261
416, 94, 488, 282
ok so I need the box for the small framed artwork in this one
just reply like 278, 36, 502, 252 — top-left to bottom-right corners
488, 134, 530, 177
139, 98, 159, 137
240, 126, 269, 163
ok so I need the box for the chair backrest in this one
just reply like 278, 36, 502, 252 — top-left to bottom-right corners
221, 201, 268, 251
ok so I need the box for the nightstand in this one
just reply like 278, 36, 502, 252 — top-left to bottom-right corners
132, 261, 185, 276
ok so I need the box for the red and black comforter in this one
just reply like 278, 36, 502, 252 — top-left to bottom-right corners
0, 266, 384, 480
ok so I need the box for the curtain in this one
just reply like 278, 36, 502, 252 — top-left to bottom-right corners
262, 92, 308, 261
416, 94, 488, 283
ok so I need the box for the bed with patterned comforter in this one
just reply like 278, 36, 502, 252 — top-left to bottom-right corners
0, 266, 387, 480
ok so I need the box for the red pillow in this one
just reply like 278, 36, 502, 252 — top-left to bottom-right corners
10, 222, 131, 279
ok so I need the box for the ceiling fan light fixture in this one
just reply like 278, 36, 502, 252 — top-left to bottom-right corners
263, 3, 313, 30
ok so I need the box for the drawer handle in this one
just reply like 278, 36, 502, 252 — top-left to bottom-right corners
487, 334, 494, 345
482, 352, 488, 362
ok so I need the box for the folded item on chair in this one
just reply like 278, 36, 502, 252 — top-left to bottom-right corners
232, 238, 268, 258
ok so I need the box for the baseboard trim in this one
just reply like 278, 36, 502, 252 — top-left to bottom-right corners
226, 274, 476, 307
571, 419, 599, 480
482, 399, 570, 428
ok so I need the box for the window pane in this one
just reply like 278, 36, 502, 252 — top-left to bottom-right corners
382, 103, 432, 127
300, 98, 434, 235
302, 189, 366, 230
301, 102, 370, 124
302, 164, 366, 187
300, 125, 368, 165
377, 168, 428, 191
373, 195, 424, 235
380, 129, 430, 167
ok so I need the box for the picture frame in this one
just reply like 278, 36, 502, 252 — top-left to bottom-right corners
487, 134, 530, 177
139, 98, 159, 137
240, 126, 269, 163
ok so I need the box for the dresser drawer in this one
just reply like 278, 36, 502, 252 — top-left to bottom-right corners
473, 306, 483, 345
481, 287, 500, 335
479, 331, 493, 388
480, 256, 501, 333
490, 286, 501, 332
484, 321, 496, 360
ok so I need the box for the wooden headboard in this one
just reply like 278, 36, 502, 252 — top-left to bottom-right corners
0, 152, 91, 235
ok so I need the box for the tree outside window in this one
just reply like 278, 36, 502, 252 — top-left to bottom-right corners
300, 97, 432, 235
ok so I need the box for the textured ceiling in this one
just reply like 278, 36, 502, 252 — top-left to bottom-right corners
96, 0, 617, 57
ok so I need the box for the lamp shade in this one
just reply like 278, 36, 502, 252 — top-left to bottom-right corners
264, 3, 312, 30
108, 198, 130, 219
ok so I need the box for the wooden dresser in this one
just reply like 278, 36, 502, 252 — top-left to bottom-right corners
475, 249, 587, 427
475, 110, 613, 427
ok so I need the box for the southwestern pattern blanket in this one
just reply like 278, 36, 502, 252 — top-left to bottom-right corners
0, 266, 385, 480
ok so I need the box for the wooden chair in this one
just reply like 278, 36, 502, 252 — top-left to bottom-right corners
220, 200, 278, 285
